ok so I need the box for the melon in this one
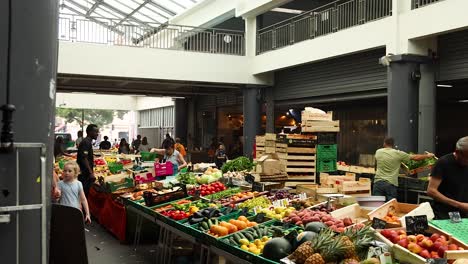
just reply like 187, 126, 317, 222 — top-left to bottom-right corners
262, 237, 292, 261
305, 222, 326, 233
294, 231, 317, 248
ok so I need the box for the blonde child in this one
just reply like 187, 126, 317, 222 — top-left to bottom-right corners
58, 161, 91, 224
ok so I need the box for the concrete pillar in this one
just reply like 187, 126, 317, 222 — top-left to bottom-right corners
387, 54, 430, 152
244, 16, 257, 57
186, 98, 196, 150
265, 87, 275, 133
0, 0, 58, 263
418, 63, 436, 153
174, 98, 188, 143
243, 86, 262, 158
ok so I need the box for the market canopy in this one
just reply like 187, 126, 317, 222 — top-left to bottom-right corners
59, 0, 200, 25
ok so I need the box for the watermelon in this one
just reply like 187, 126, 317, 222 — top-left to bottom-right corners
294, 231, 318, 248
262, 237, 292, 261
305, 222, 326, 233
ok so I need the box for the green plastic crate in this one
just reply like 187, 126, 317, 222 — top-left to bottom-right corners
430, 219, 468, 245
140, 151, 159, 161
317, 144, 338, 160
108, 162, 124, 174
317, 159, 337, 172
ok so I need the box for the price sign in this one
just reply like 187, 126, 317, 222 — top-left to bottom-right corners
426, 258, 447, 264
245, 174, 255, 184
449, 211, 462, 223
405, 215, 428, 234
252, 182, 265, 192
371, 217, 387, 229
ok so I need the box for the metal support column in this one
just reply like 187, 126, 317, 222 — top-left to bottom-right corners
243, 86, 261, 158
418, 63, 436, 153
265, 87, 275, 133
386, 54, 430, 152
174, 98, 188, 143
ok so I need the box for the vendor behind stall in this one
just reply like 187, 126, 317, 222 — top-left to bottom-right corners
150, 140, 187, 172
374, 137, 434, 201
427, 136, 468, 219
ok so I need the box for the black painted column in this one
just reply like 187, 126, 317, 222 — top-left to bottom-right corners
387, 54, 430, 152
243, 86, 262, 158
174, 98, 188, 143
265, 87, 275, 133
419, 63, 436, 153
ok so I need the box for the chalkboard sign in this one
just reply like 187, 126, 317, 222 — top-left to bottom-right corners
449, 211, 462, 223
426, 258, 447, 264
255, 213, 266, 223
371, 217, 387, 229
405, 215, 428, 234
252, 182, 265, 192
245, 174, 255, 184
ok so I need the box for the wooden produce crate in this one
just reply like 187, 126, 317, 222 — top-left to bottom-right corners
349, 165, 376, 174
275, 143, 288, 153
401, 163, 435, 175
325, 174, 356, 187
338, 178, 371, 197
337, 164, 350, 172
296, 184, 318, 196
301, 111, 333, 121
265, 140, 276, 147
285, 146, 317, 182
302, 120, 340, 133
330, 203, 371, 224
265, 133, 277, 141
367, 198, 418, 228
255, 135, 265, 146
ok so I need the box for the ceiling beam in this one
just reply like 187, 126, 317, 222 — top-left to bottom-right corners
57, 85, 221, 96
85, 1, 101, 16
168, 0, 187, 9
113, 0, 150, 28
62, 3, 125, 35
93, 0, 153, 28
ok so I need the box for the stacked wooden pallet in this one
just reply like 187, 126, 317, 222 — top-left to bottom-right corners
255, 135, 265, 157
301, 111, 340, 132
280, 135, 318, 187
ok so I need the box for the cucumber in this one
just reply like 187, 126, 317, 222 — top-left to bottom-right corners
251, 230, 258, 239
213, 218, 219, 226
233, 233, 241, 244
238, 232, 246, 240
200, 221, 209, 230
244, 232, 254, 241
230, 237, 239, 246
263, 227, 269, 236
207, 219, 213, 228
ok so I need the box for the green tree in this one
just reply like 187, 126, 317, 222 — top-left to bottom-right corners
56, 108, 128, 128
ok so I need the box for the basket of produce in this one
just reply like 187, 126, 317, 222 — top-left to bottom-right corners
367, 198, 419, 227
401, 153, 437, 175
143, 189, 186, 207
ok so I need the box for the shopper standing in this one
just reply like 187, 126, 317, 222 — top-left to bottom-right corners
151, 140, 187, 172
99, 136, 111, 150
373, 137, 434, 201
118, 138, 130, 154
75, 130, 84, 148
174, 137, 187, 158
427, 136, 468, 219
139, 137, 151, 152
215, 144, 228, 169
58, 161, 91, 224
77, 124, 99, 196
132, 135, 142, 153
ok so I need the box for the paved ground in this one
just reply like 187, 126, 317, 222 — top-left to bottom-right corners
85, 221, 157, 264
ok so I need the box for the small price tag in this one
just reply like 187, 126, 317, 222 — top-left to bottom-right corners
255, 212, 266, 223
449, 212, 462, 223
405, 215, 428, 234
426, 258, 447, 264
252, 182, 265, 192
371, 217, 387, 229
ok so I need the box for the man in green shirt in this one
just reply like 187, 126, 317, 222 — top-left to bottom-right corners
374, 138, 434, 201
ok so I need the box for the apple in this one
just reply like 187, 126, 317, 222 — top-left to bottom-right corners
419, 249, 431, 259
408, 235, 418, 243
438, 245, 448, 258
432, 241, 443, 251
431, 251, 439, 259
448, 244, 458, 251
397, 229, 407, 236
416, 234, 426, 242
421, 239, 434, 249
408, 243, 423, 254
390, 233, 400, 244
380, 229, 391, 238
430, 233, 441, 242
398, 238, 409, 248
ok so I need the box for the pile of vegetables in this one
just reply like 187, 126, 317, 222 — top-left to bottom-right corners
187, 207, 222, 224
403, 154, 437, 170
221, 156, 255, 173
188, 182, 226, 196
203, 187, 241, 201
176, 172, 197, 185
237, 196, 271, 211
196, 167, 222, 184
206, 215, 258, 237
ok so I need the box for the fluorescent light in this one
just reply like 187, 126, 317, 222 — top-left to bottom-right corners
437, 84, 453, 88
125, 94, 146, 97
271, 8, 303, 14
71, 92, 96, 94
458, 100, 468, 103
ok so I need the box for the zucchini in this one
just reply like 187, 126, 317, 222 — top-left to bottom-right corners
200, 221, 209, 230
233, 233, 241, 243
244, 232, 254, 241
207, 219, 213, 228
238, 232, 246, 240
229, 237, 238, 246
213, 218, 219, 226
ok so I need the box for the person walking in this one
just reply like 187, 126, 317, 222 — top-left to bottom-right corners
427, 136, 468, 219
373, 137, 434, 201
76, 124, 99, 196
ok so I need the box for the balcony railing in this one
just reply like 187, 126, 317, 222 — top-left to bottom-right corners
257, 0, 392, 55
412, 0, 444, 9
58, 14, 245, 56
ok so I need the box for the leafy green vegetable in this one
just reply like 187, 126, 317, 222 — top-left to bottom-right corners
204, 187, 241, 201
176, 172, 197, 185
221, 156, 255, 173
403, 154, 437, 170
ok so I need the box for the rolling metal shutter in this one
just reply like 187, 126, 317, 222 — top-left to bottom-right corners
274, 48, 387, 102
438, 30, 468, 81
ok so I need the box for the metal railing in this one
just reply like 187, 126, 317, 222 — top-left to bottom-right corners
58, 14, 245, 56
257, 0, 392, 54
412, 0, 444, 9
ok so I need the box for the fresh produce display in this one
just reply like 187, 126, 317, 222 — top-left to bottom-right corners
186, 207, 222, 225
153, 199, 192, 213
188, 182, 227, 196
202, 187, 241, 201
238, 236, 272, 255
223, 171, 246, 180
256, 207, 295, 220
268, 190, 297, 201
379, 229, 464, 259
382, 211, 400, 224
289, 199, 314, 210
161, 210, 190, 220
283, 208, 355, 232
94, 158, 107, 166
176, 171, 197, 185
237, 196, 271, 211
403, 155, 437, 170
196, 167, 223, 184
206, 215, 258, 237
221, 156, 255, 173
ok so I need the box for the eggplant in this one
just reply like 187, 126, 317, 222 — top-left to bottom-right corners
192, 211, 204, 219
201, 209, 212, 217
189, 217, 204, 225
208, 209, 220, 219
